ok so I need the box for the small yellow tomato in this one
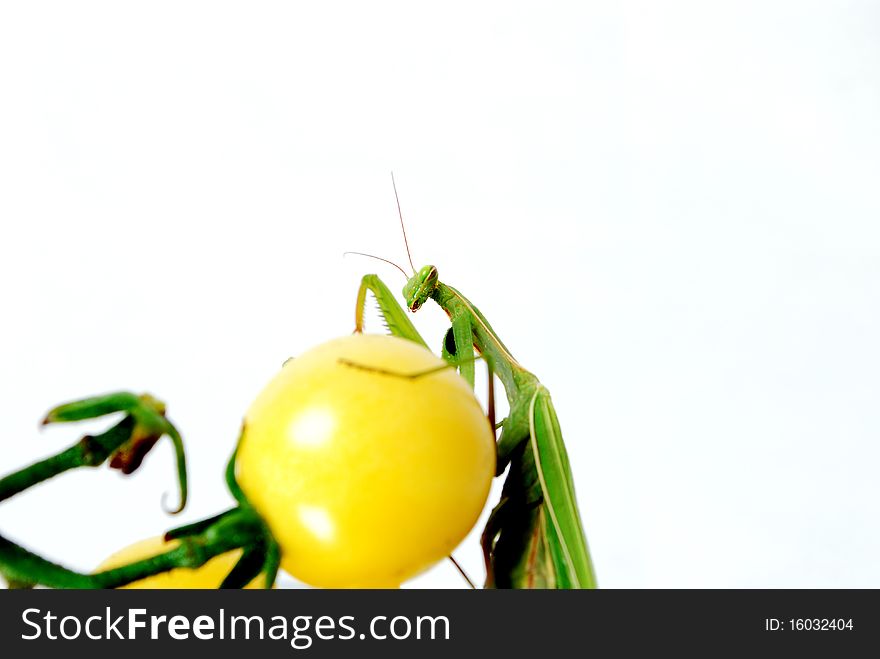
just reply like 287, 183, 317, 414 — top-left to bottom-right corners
97, 536, 267, 589
236, 333, 495, 588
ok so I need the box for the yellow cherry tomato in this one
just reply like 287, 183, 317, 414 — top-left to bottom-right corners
236, 333, 495, 588
97, 536, 267, 589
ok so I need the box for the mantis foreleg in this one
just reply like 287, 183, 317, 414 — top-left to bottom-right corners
354, 274, 427, 348
449, 311, 476, 388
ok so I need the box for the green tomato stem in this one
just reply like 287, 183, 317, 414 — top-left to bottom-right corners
0, 416, 136, 504
0, 507, 266, 589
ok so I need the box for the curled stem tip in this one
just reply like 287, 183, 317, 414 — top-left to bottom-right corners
162, 424, 188, 514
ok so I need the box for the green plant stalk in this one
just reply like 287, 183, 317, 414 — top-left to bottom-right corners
0, 507, 264, 588
0, 416, 136, 504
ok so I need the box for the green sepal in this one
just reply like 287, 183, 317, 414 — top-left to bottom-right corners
165, 509, 237, 542
219, 545, 267, 589
225, 426, 247, 505
261, 537, 281, 589
42, 392, 143, 425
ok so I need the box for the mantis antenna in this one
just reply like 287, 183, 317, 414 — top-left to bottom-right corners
390, 171, 416, 274
343, 251, 410, 279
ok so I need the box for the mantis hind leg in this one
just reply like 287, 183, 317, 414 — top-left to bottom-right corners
480, 443, 555, 588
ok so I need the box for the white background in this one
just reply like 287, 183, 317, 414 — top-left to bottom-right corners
1, 1, 878, 588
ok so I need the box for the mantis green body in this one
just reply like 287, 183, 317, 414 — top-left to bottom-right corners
354, 269, 597, 589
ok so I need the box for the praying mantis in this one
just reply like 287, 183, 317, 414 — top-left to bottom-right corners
349, 176, 597, 589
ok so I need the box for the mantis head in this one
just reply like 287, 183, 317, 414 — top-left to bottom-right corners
403, 265, 439, 312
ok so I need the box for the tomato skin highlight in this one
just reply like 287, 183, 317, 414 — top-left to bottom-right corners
237, 334, 496, 588
97, 536, 267, 589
